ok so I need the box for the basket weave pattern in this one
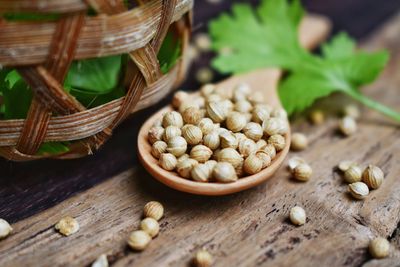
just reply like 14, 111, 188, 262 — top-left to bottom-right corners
0, 0, 193, 161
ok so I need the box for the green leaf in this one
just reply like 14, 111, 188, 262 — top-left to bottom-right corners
209, 0, 400, 121
64, 55, 123, 93
158, 32, 181, 74
2, 70, 32, 119
36, 142, 70, 156
3, 13, 60, 21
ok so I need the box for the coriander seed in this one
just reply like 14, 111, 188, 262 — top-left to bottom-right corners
255, 150, 271, 168
293, 163, 312, 181
252, 106, 270, 123
193, 249, 213, 267
206, 101, 226, 123
238, 138, 257, 157
55, 216, 80, 236
127, 230, 151, 251
220, 132, 239, 149
234, 100, 253, 113
289, 206, 306, 226
217, 148, 243, 168
190, 145, 213, 163
159, 153, 177, 171
243, 154, 263, 174
343, 165, 362, 183
0, 219, 12, 239
343, 104, 360, 119
262, 144, 276, 159
362, 165, 384, 189
200, 84, 215, 97
191, 164, 211, 182
256, 139, 267, 150
203, 131, 221, 150
339, 116, 357, 136
268, 134, 286, 151
162, 111, 183, 128
182, 106, 202, 125
213, 162, 238, 183
338, 160, 356, 172
140, 217, 160, 238
148, 126, 164, 144
143, 201, 164, 221
166, 136, 187, 157
291, 133, 308, 151
151, 141, 167, 159
243, 122, 263, 141
182, 124, 203, 145
348, 182, 369, 200
288, 156, 306, 172
226, 112, 247, 132
91, 254, 108, 267
309, 109, 324, 125
163, 125, 181, 142
172, 91, 189, 109
369, 237, 390, 259
176, 158, 198, 179
198, 118, 215, 135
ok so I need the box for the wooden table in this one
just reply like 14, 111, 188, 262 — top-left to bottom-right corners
1, 1, 400, 266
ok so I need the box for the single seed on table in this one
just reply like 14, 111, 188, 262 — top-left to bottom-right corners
288, 156, 307, 171
339, 116, 357, 136
196, 67, 214, 84
220, 132, 239, 149
0, 219, 13, 239
343, 165, 362, 183
55, 216, 79, 236
252, 106, 270, 123
182, 106, 203, 125
217, 148, 243, 169
140, 217, 160, 238
203, 131, 220, 150
162, 111, 183, 128
226, 112, 247, 132
191, 164, 211, 182
243, 122, 263, 141
182, 124, 203, 145
290, 133, 308, 151
293, 163, 312, 181
143, 201, 164, 221
213, 162, 238, 183
369, 237, 390, 259
163, 125, 181, 142
238, 138, 257, 157
172, 91, 189, 109
127, 230, 151, 251
289, 206, 306, 226
148, 126, 164, 144
348, 182, 369, 200
338, 160, 356, 172
268, 134, 286, 151
256, 139, 267, 150
234, 100, 253, 113
91, 254, 108, 267
198, 118, 215, 135
255, 150, 272, 168
193, 249, 213, 267
176, 158, 198, 179
159, 153, 177, 171
151, 141, 167, 159
309, 109, 324, 125
343, 104, 360, 119
206, 101, 226, 123
194, 33, 211, 52
166, 136, 187, 157
243, 154, 264, 174
362, 165, 384, 189
190, 145, 213, 163
262, 144, 276, 159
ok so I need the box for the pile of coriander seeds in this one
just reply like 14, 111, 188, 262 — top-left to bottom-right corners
148, 83, 289, 183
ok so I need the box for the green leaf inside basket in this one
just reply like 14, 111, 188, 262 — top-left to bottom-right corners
0, 12, 182, 156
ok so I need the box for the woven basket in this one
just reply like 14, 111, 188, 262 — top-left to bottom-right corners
0, 0, 193, 161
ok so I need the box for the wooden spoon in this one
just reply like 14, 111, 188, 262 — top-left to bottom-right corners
137, 15, 331, 196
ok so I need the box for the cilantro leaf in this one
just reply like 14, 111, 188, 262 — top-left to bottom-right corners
158, 32, 182, 74
209, 0, 400, 122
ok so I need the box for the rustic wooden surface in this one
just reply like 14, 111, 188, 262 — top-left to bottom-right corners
1, 9, 400, 267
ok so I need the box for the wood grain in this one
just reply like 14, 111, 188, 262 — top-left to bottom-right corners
0, 11, 400, 267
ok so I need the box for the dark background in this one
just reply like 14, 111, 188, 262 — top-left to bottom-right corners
1, 0, 400, 223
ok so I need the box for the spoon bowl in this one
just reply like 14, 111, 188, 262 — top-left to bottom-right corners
137, 15, 331, 195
